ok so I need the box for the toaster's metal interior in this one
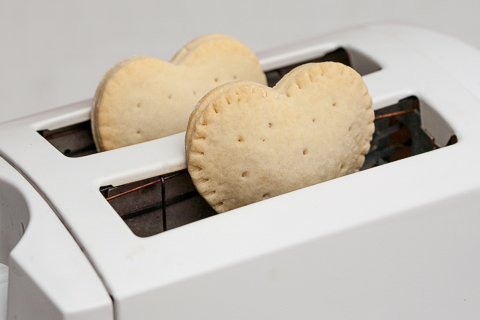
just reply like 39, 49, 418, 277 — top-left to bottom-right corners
38, 120, 96, 158
36, 47, 457, 237
100, 170, 216, 237
362, 96, 457, 169
266, 48, 350, 86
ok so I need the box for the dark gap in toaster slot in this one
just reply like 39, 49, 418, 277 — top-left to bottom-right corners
37, 120, 98, 157
264, 47, 381, 87
361, 96, 457, 170
265, 48, 351, 87
101, 170, 217, 237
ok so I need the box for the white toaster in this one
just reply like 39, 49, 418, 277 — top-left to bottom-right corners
1, 23, 479, 320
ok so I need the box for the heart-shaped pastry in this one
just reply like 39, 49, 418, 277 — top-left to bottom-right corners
186, 62, 374, 213
91, 34, 267, 151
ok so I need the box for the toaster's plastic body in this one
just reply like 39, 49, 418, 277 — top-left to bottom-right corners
1, 23, 480, 319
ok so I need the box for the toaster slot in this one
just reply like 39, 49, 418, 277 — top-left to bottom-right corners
265, 47, 381, 87
363, 96, 457, 169
102, 95, 457, 237
265, 48, 350, 87
100, 170, 217, 237
37, 120, 97, 157
38, 48, 380, 157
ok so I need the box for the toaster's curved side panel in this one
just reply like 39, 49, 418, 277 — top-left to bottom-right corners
0, 157, 113, 320
0, 178, 29, 267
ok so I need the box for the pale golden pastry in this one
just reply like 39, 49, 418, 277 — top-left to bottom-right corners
186, 62, 374, 213
91, 34, 266, 151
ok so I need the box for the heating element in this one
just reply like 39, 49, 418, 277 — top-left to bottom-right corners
1, 23, 479, 320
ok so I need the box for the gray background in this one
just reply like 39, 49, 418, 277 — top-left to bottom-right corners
1, 0, 479, 122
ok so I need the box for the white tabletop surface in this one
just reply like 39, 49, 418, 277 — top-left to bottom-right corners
1, 0, 480, 123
